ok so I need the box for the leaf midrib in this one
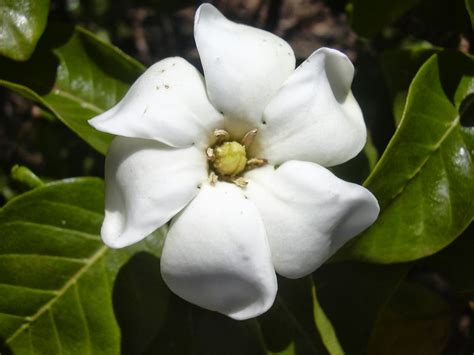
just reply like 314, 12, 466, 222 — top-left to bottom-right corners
5, 244, 109, 344
366, 114, 460, 211
52, 88, 103, 114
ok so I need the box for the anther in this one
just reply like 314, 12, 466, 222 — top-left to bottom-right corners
208, 171, 218, 185
241, 128, 258, 147
246, 158, 267, 168
232, 177, 248, 187
214, 129, 230, 142
206, 147, 215, 161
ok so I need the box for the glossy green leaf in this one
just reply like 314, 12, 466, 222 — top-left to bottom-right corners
0, 0, 50, 61
342, 51, 474, 263
348, 0, 422, 37
0, 178, 168, 354
0, 22, 144, 155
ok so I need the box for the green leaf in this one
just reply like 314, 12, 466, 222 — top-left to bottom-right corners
311, 285, 343, 355
0, 0, 50, 61
348, 0, 422, 37
368, 281, 452, 354
259, 277, 327, 355
421, 222, 474, 300
10, 165, 43, 190
315, 261, 453, 354
268, 343, 295, 355
0, 22, 144, 155
342, 51, 474, 263
133, 292, 267, 355
313, 262, 410, 354
466, 0, 474, 28
191, 309, 267, 355
0, 178, 168, 354
381, 43, 441, 125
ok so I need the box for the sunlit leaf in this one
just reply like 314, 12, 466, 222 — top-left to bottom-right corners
10, 165, 43, 190
342, 51, 474, 263
0, 178, 167, 354
0, 0, 50, 61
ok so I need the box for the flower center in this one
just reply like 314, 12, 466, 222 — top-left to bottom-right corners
213, 141, 247, 176
206, 128, 267, 187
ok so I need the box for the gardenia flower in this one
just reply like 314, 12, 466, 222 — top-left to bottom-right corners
89, 3, 379, 320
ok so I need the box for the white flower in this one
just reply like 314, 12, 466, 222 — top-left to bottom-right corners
89, 3, 379, 320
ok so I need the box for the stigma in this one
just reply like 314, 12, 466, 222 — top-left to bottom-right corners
213, 141, 247, 176
206, 128, 267, 187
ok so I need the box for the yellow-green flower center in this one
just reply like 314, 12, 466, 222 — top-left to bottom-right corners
212, 141, 247, 176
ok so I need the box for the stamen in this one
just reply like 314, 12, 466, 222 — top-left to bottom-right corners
232, 177, 248, 187
206, 147, 215, 161
246, 158, 267, 167
208, 171, 218, 185
214, 129, 230, 142
241, 128, 258, 147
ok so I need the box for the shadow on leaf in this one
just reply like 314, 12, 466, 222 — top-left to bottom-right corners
259, 276, 327, 355
438, 50, 474, 107
142, 288, 267, 355
0, 21, 75, 95
0, 337, 12, 355
113, 251, 170, 355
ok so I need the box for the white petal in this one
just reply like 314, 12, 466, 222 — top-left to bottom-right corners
255, 48, 366, 167
194, 4, 295, 137
161, 182, 277, 320
245, 161, 379, 279
89, 57, 223, 148
101, 137, 207, 248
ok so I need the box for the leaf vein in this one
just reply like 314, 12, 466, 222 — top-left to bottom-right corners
5, 246, 108, 344
49, 308, 63, 355
74, 283, 92, 355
